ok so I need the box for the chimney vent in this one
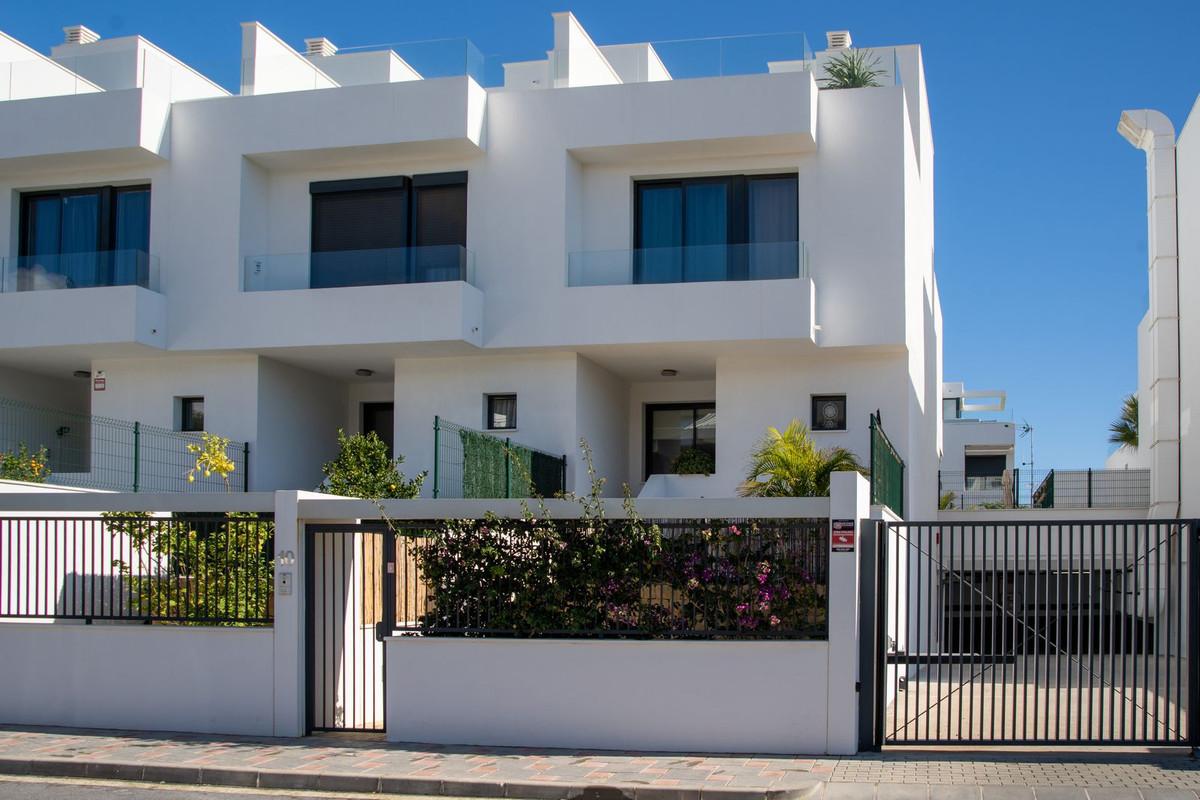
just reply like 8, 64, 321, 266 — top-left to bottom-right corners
63, 25, 100, 45
305, 37, 338, 58
826, 30, 852, 50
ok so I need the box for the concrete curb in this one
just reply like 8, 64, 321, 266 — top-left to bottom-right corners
0, 756, 822, 800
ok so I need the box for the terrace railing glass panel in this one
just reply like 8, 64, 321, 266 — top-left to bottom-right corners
243, 245, 475, 292
567, 241, 806, 287
0, 250, 157, 293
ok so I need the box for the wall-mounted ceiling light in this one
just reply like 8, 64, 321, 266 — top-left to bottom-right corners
660, 369, 678, 377
73, 370, 91, 379
355, 368, 374, 378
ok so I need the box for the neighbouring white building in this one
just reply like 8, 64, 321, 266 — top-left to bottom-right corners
938, 383, 1016, 507
0, 15, 941, 514
1118, 96, 1199, 518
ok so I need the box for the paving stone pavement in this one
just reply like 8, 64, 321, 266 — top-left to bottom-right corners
2, 727, 1200, 798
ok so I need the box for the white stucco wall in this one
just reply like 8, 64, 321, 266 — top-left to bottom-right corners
1176, 94, 1200, 518
386, 638, 829, 753
0, 623, 274, 735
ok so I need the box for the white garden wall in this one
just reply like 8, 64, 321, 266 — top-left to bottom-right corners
0, 623, 274, 735
386, 638, 830, 753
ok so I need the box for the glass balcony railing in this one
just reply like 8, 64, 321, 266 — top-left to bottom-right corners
242, 245, 475, 292
567, 242, 808, 287
0, 250, 157, 293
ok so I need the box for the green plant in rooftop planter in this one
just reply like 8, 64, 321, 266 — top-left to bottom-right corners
671, 446, 715, 476
818, 49, 885, 89
0, 443, 51, 483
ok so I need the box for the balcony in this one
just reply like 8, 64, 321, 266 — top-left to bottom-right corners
193, 246, 483, 351
500, 242, 815, 349
567, 242, 807, 286
0, 251, 165, 351
243, 245, 474, 291
0, 88, 169, 175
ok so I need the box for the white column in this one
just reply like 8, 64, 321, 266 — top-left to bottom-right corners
272, 490, 305, 736
826, 471, 870, 755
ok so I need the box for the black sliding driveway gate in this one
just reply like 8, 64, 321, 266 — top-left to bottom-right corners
862, 519, 1199, 748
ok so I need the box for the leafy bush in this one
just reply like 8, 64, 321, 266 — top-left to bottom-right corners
939, 490, 957, 510
321, 430, 424, 499
671, 446, 715, 475
819, 49, 885, 89
393, 441, 827, 638
0, 443, 50, 483
739, 420, 865, 497
105, 512, 274, 625
186, 432, 236, 490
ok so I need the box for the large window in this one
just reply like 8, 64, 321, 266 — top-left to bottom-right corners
634, 174, 797, 284
644, 402, 716, 479
18, 185, 151, 290
309, 172, 466, 289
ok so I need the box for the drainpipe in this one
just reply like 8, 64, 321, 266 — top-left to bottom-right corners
1118, 109, 1182, 519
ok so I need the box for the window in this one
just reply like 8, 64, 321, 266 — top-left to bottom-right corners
309, 172, 467, 289
633, 174, 798, 284
811, 395, 847, 431
644, 403, 716, 479
180, 397, 205, 433
486, 394, 517, 431
965, 454, 1006, 479
18, 185, 151, 290
362, 402, 395, 459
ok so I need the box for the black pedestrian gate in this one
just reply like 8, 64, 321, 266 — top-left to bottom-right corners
863, 519, 1199, 747
305, 523, 388, 733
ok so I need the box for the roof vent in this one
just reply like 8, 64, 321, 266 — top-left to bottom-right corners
304, 37, 338, 58
63, 25, 100, 45
826, 30, 852, 50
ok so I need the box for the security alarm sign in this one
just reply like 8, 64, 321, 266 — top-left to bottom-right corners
832, 519, 856, 552
93, 373, 106, 392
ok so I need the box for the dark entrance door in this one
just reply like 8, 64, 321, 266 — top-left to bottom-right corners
362, 402, 395, 458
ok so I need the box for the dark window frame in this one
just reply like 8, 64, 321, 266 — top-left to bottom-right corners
19, 184, 151, 271
632, 173, 797, 283
643, 401, 716, 480
308, 172, 467, 288
179, 397, 205, 433
811, 394, 848, 432
485, 394, 517, 431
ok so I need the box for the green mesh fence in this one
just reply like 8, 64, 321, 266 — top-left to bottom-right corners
0, 395, 249, 492
432, 416, 566, 499
869, 411, 904, 517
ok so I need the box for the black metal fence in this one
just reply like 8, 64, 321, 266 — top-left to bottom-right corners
0, 514, 274, 625
378, 517, 829, 640
868, 519, 1196, 747
0, 396, 250, 492
938, 469, 1151, 510
431, 416, 566, 499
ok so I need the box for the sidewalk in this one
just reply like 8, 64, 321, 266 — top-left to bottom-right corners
1, 726, 1199, 798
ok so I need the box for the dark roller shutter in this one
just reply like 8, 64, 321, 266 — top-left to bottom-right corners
310, 186, 408, 288
412, 181, 467, 282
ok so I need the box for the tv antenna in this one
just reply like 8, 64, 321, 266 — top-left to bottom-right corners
1019, 421, 1034, 504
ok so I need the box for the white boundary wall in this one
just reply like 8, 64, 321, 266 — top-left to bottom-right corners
0, 624, 274, 735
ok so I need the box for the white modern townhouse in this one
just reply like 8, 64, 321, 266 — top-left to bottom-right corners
0, 14, 941, 514
1118, 95, 1200, 518
937, 383, 1017, 508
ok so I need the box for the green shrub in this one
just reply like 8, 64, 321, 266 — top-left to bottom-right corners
739, 420, 864, 497
819, 49, 885, 89
671, 446, 715, 475
320, 430, 424, 499
0, 443, 51, 483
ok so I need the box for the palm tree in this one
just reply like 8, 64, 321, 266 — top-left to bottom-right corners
1108, 394, 1138, 449
738, 420, 866, 497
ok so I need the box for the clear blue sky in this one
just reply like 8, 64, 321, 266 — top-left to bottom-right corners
6, 1, 1200, 470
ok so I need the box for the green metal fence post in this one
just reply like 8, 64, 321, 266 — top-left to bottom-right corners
504, 437, 512, 498
243, 442, 250, 493
132, 421, 140, 493
561, 454, 568, 495
432, 416, 441, 499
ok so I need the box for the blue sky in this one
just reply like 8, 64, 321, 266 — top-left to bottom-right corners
5, 1, 1200, 470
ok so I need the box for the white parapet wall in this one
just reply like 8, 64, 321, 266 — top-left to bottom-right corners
0, 623, 274, 735
386, 638, 830, 753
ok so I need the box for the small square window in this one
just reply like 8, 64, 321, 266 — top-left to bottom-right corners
486, 394, 516, 430
811, 395, 846, 431
180, 397, 205, 432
